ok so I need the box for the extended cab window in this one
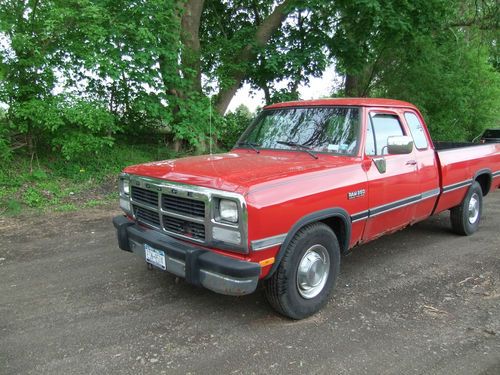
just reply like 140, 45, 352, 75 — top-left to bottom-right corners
367, 114, 405, 155
404, 112, 428, 150
238, 107, 361, 155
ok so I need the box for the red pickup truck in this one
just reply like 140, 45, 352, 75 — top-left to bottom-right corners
113, 98, 500, 319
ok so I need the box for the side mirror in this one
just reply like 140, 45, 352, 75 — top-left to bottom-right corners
387, 136, 414, 155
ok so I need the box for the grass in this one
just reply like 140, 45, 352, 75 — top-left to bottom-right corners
0, 142, 180, 216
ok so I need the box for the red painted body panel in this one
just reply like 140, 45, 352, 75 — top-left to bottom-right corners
434, 144, 500, 213
123, 98, 500, 279
123, 151, 357, 195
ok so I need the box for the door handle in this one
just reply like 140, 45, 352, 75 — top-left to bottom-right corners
406, 160, 417, 166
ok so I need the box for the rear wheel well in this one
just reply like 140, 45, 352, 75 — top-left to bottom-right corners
320, 216, 348, 254
475, 173, 491, 197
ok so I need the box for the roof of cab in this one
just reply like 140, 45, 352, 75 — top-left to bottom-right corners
264, 98, 418, 110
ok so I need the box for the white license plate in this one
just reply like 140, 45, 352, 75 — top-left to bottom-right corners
144, 244, 166, 270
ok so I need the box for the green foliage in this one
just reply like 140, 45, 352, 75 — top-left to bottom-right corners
5, 200, 22, 215
23, 187, 45, 208
203, 3, 328, 105
54, 203, 77, 212
375, 34, 500, 141
167, 93, 213, 150
0, 142, 177, 215
0, 0, 498, 212
220, 105, 254, 150
53, 100, 118, 160
0, 120, 11, 162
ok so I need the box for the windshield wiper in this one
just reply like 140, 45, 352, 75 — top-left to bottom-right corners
277, 140, 318, 159
237, 141, 260, 154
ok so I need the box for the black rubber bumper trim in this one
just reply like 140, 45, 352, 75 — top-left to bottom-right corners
112, 215, 260, 280
113, 216, 134, 252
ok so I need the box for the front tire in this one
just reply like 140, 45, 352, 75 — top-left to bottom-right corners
264, 223, 340, 320
450, 181, 483, 235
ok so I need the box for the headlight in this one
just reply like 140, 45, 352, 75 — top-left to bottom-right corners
218, 199, 238, 223
121, 178, 130, 195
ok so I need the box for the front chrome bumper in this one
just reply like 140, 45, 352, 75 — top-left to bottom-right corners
112, 216, 260, 296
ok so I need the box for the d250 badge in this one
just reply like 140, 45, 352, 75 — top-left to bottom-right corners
348, 189, 366, 200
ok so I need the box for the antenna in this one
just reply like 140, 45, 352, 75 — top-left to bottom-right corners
209, 95, 212, 155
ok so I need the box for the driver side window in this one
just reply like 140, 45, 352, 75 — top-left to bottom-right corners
367, 114, 405, 155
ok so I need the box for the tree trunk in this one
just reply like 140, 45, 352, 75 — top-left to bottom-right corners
215, 0, 293, 114
180, 0, 205, 93
345, 74, 360, 97
262, 83, 272, 104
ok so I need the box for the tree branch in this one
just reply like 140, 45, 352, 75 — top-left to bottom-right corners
214, 0, 294, 114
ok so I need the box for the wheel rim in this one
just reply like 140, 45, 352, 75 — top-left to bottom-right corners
468, 192, 480, 224
296, 244, 330, 299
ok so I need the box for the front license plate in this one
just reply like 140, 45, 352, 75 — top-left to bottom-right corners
144, 244, 166, 270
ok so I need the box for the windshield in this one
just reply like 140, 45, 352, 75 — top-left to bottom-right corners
237, 106, 361, 156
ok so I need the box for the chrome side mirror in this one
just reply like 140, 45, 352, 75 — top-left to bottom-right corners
387, 136, 414, 155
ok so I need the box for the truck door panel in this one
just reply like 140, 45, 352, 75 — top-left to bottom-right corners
362, 112, 420, 241
403, 111, 440, 221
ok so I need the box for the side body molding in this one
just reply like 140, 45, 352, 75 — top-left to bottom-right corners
264, 207, 351, 279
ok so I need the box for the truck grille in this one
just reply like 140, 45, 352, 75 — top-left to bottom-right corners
130, 183, 207, 242
131, 186, 158, 207
162, 195, 205, 217
123, 176, 247, 252
134, 206, 161, 227
163, 215, 205, 240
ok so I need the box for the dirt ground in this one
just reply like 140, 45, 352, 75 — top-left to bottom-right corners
1, 192, 499, 374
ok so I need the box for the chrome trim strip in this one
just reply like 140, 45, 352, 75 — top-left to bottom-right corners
350, 187, 441, 222
421, 188, 441, 200
369, 193, 421, 217
200, 269, 258, 296
442, 179, 473, 193
129, 198, 159, 211
159, 208, 205, 224
351, 210, 369, 223
251, 233, 287, 251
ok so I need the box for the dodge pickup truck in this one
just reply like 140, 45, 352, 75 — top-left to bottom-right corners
113, 98, 500, 319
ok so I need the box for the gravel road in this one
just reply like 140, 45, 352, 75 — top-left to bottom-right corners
1, 192, 499, 374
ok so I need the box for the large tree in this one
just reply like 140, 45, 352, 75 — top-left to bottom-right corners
1, 0, 498, 159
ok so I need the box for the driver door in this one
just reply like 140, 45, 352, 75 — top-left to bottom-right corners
362, 111, 420, 242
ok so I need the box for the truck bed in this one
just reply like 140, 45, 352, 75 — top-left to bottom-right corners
433, 142, 500, 213
433, 141, 484, 150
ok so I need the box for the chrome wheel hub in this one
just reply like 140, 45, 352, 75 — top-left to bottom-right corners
468, 192, 480, 224
296, 244, 330, 299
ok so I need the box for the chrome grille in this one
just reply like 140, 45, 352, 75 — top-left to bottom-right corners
134, 206, 160, 227
131, 186, 158, 207
162, 195, 205, 217
122, 175, 248, 252
163, 215, 205, 240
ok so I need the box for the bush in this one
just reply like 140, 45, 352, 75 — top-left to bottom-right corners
0, 109, 12, 162
219, 105, 254, 150
0, 142, 177, 215
52, 99, 119, 161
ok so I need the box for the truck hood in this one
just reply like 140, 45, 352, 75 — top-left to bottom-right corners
124, 150, 357, 193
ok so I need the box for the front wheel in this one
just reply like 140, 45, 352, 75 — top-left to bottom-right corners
450, 181, 483, 235
264, 222, 340, 319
